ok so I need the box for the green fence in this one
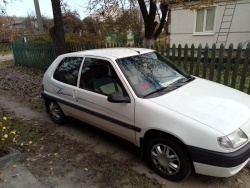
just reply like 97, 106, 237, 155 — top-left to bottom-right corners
11, 41, 56, 69
162, 43, 250, 94
11, 41, 250, 93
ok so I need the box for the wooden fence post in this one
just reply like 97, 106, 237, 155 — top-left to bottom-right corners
231, 43, 242, 88
202, 43, 209, 79
183, 44, 188, 71
172, 44, 176, 63
240, 43, 250, 92
217, 44, 225, 83
209, 44, 216, 81
190, 44, 194, 75
166, 44, 170, 59
224, 44, 233, 86
177, 44, 181, 67
195, 44, 202, 77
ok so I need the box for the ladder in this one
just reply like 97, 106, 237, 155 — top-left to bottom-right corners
216, 1, 237, 47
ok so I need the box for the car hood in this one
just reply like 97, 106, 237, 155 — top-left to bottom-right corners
148, 77, 250, 135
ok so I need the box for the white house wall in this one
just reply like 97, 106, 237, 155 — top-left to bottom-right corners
170, 0, 250, 49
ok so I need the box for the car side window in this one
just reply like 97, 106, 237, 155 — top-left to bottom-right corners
80, 57, 125, 96
53, 57, 83, 86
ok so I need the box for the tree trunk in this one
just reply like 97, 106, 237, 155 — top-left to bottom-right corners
143, 38, 155, 47
138, 0, 169, 47
50, 0, 67, 56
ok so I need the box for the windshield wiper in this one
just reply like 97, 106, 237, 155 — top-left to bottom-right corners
143, 76, 195, 98
143, 85, 178, 98
171, 76, 195, 86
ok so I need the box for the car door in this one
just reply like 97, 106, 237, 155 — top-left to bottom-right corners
74, 56, 137, 143
50, 56, 83, 118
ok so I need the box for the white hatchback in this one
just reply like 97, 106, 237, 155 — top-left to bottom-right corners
42, 48, 250, 182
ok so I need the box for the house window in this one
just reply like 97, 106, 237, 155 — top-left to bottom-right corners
194, 7, 216, 34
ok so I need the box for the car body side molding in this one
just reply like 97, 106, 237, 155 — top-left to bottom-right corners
41, 92, 141, 132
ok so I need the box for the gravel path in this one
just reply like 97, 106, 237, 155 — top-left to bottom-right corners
0, 54, 13, 62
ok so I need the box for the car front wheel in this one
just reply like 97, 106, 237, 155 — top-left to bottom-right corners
145, 135, 192, 182
48, 100, 65, 124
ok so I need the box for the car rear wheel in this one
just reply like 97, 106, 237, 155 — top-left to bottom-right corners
145, 135, 192, 182
48, 100, 65, 124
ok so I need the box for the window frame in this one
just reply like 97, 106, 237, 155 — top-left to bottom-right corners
193, 6, 217, 36
78, 56, 129, 97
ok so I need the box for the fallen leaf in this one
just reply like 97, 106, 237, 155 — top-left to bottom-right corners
26, 158, 30, 161
48, 161, 53, 165
12, 164, 17, 168
40, 145, 44, 150
40, 137, 44, 141
29, 141, 32, 144
159, 181, 165, 185
4, 179, 7, 182
237, 178, 243, 184
30, 158, 37, 162
84, 168, 88, 171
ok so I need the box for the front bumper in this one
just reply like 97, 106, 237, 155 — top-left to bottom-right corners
193, 159, 250, 177
187, 141, 250, 177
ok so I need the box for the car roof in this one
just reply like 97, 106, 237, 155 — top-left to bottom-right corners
63, 48, 155, 59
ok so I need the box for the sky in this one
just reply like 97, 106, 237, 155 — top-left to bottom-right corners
3, 0, 89, 19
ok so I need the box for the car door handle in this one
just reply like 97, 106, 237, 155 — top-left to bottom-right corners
73, 90, 78, 101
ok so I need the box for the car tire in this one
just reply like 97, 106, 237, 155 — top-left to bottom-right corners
48, 100, 66, 125
145, 134, 192, 182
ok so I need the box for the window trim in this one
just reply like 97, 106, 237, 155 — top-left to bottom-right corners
193, 6, 217, 36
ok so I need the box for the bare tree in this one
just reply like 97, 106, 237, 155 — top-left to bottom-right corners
86, 0, 219, 46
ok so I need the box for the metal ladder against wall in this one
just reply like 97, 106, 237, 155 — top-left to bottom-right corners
216, 0, 237, 47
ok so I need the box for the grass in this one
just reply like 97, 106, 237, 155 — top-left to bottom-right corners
0, 43, 11, 55
0, 109, 44, 154
0, 60, 14, 69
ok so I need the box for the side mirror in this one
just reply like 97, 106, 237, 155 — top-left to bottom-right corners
107, 92, 131, 103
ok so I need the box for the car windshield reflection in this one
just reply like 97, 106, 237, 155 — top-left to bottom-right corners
117, 52, 191, 98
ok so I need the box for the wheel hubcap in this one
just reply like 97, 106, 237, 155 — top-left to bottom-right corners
49, 102, 61, 121
151, 144, 180, 175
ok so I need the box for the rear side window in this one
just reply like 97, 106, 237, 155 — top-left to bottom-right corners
53, 57, 83, 86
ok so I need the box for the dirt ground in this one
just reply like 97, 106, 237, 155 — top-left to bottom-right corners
1, 57, 250, 187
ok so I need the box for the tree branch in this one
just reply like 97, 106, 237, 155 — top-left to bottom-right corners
154, 3, 168, 40
138, 0, 148, 24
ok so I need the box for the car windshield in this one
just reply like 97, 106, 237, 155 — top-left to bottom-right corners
116, 51, 191, 98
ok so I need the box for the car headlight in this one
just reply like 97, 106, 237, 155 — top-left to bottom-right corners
218, 129, 248, 149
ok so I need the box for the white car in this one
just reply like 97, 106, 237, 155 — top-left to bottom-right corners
42, 48, 250, 182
